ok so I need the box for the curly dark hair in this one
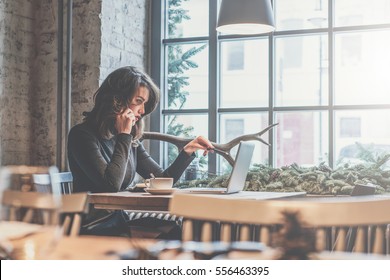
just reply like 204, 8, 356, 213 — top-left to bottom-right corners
83, 66, 160, 140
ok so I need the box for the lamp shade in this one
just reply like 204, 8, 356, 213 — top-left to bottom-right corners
216, 0, 275, 35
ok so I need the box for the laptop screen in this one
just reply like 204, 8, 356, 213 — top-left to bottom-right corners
225, 141, 255, 193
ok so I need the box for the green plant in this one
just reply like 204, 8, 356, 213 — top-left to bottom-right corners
166, 0, 207, 167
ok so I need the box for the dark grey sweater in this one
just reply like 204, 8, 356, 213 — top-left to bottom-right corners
67, 122, 195, 231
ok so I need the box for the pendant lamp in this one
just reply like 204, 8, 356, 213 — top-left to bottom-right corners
216, 0, 275, 35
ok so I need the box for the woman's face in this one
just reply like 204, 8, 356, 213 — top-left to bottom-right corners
129, 86, 150, 123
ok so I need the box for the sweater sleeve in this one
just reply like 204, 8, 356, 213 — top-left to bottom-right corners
68, 127, 133, 192
136, 143, 195, 183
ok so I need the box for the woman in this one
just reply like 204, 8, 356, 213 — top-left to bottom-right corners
67, 66, 213, 238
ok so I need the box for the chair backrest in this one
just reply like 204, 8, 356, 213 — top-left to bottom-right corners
60, 192, 89, 236
2, 189, 59, 225
169, 192, 390, 255
30, 171, 87, 236
33, 172, 73, 194
32, 173, 53, 193
0, 165, 61, 225
53, 172, 73, 194
1, 190, 89, 236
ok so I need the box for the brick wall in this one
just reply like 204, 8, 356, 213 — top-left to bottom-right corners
0, 0, 35, 164
100, 0, 149, 80
30, 0, 59, 166
71, 0, 103, 127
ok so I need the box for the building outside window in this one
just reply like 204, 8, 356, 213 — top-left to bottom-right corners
226, 41, 245, 71
151, 0, 390, 175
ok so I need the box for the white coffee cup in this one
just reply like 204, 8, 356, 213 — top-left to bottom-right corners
145, 177, 173, 189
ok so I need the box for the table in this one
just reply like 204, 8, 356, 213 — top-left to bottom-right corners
7, 232, 389, 260
88, 191, 307, 211
283, 192, 390, 202
88, 190, 390, 212
89, 191, 172, 211
7, 232, 154, 260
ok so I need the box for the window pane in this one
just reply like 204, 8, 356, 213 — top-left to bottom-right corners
334, 30, 390, 105
335, 110, 390, 168
164, 114, 208, 167
335, 0, 390, 27
219, 113, 269, 173
275, 35, 328, 106
220, 39, 269, 108
275, 0, 328, 31
166, 43, 208, 110
275, 111, 328, 166
166, 0, 209, 39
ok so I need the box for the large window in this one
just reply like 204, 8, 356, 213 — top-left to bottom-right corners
151, 0, 390, 174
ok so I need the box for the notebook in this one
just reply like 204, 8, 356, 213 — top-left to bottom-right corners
182, 141, 255, 194
351, 183, 376, 196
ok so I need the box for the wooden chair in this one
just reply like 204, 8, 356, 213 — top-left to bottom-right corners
59, 192, 89, 236
169, 192, 390, 255
31, 171, 87, 236
1, 189, 60, 225
1, 165, 59, 225
33, 172, 73, 194
1, 190, 89, 236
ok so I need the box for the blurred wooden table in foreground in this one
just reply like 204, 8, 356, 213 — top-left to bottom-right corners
8, 233, 154, 260
7, 231, 390, 260
89, 191, 172, 211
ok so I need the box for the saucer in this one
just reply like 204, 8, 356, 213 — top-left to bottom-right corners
145, 188, 175, 195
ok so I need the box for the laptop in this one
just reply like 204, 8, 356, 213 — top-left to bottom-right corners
182, 141, 255, 194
